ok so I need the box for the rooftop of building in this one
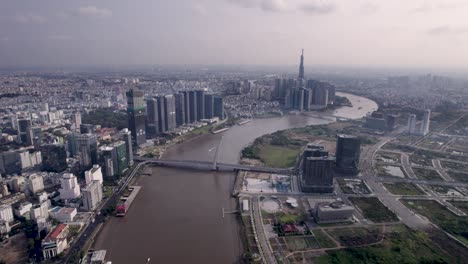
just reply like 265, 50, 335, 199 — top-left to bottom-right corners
44, 223, 67, 242
337, 134, 357, 139
317, 201, 354, 211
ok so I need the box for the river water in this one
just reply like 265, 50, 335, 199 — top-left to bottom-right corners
92, 93, 377, 264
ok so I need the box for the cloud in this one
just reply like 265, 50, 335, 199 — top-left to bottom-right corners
14, 14, 46, 24
426, 26, 468, 35
191, 4, 208, 16
227, 0, 336, 14
261, 0, 288, 12
300, 1, 336, 15
77, 6, 112, 17
48, 35, 73, 40
359, 2, 378, 14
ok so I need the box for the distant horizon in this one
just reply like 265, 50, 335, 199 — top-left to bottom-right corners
1, 63, 468, 78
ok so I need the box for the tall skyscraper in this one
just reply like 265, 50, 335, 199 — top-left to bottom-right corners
335, 134, 361, 175
17, 118, 33, 145
120, 128, 134, 166
164, 95, 176, 131
174, 93, 186, 126
72, 112, 81, 130
303, 144, 329, 171
302, 156, 335, 193
126, 89, 146, 146
82, 180, 103, 211
408, 114, 417, 134
59, 173, 80, 200
204, 94, 214, 119
76, 133, 98, 171
146, 97, 160, 136
298, 49, 305, 80
157, 96, 166, 133
420, 109, 431, 136
188, 91, 197, 122
196, 90, 205, 120
213, 96, 225, 120
80, 124, 94, 134
41, 144, 67, 173
179, 91, 191, 124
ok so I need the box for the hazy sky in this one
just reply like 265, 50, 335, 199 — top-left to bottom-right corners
1, 0, 467, 68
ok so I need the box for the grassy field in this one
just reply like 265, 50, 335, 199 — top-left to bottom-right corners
448, 171, 468, 183
257, 144, 300, 168
375, 151, 401, 164
349, 197, 399, 223
315, 226, 461, 264
412, 168, 443, 181
383, 182, 425, 195
326, 226, 381, 247
441, 161, 468, 172
448, 201, 468, 214
402, 199, 468, 246
312, 230, 337, 248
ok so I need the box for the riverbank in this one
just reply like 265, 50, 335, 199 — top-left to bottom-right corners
91, 92, 378, 263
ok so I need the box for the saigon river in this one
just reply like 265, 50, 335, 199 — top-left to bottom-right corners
92, 93, 378, 263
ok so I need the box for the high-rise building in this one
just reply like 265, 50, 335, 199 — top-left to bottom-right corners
72, 112, 81, 130
146, 97, 161, 136
114, 141, 128, 176
100, 146, 116, 178
407, 114, 417, 134
298, 49, 305, 80
126, 89, 146, 146
164, 95, 176, 131
0, 151, 21, 176
204, 94, 214, 119
196, 90, 205, 120
0, 205, 14, 223
157, 96, 167, 133
179, 91, 191, 124
76, 134, 98, 171
174, 93, 186, 126
188, 91, 197, 122
420, 109, 431, 136
302, 156, 335, 193
312, 85, 329, 107
302, 144, 329, 171
213, 96, 224, 120
59, 173, 81, 200
82, 180, 103, 211
80, 124, 94, 134
41, 144, 67, 173
27, 174, 44, 194
120, 128, 134, 166
17, 118, 33, 145
335, 134, 361, 174
84, 165, 103, 185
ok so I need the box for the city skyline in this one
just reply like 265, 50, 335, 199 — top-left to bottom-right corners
1, 0, 468, 69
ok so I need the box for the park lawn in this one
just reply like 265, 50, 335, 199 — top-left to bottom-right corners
257, 144, 300, 168
402, 199, 468, 246
349, 197, 399, 223
412, 168, 444, 181
448, 171, 468, 183
312, 230, 337, 248
326, 227, 381, 247
315, 226, 458, 264
448, 201, 468, 215
383, 182, 424, 195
